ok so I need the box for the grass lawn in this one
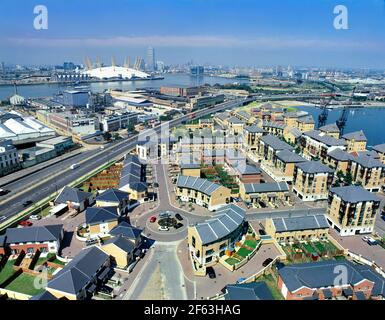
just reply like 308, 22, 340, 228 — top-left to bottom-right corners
284, 106, 298, 112
225, 257, 240, 266
323, 241, 339, 253
303, 243, 317, 255
244, 239, 258, 249
5, 273, 45, 296
257, 274, 284, 300
236, 247, 252, 258
0, 260, 16, 284
314, 241, 326, 253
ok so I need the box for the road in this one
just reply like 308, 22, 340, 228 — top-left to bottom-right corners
0, 98, 250, 224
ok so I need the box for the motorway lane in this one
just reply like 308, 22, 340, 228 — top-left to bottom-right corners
0, 99, 248, 221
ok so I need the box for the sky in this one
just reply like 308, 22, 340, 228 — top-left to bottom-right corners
1, 0, 385, 68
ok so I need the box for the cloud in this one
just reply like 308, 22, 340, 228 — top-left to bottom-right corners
4, 34, 383, 52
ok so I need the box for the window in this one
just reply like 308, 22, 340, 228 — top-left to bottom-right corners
191, 236, 196, 248
205, 256, 213, 263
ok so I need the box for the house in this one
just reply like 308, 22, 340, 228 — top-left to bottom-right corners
175, 175, 231, 211
225, 116, 245, 135
239, 181, 290, 205
54, 186, 94, 212
319, 123, 340, 139
265, 215, 329, 243
372, 143, 385, 164
292, 161, 334, 201
257, 135, 294, 162
326, 148, 352, 173
179, 162, 201, 177
119, 155, 147, 201
46, 246, 111, 300
262, 121, 286, 137
278, 260, 385, 300
95, 188, 130, 215
30, 290, 59, 300
101, 235, 136, 269
188, 204, 246, 270
295, 115, 315, 133
327, 185, 381, 236
348, 153, 385, 192
342, 130, 367, 152
232, 163, 262, 184
243, 125, 265, 152
301, 130, 346, 161
283, 127, 302, 144
85, 207, 119, 237
262, 149, 307, 182
109, 221, 142, 247
224, 282, 274, 300
4, 224, 63, 255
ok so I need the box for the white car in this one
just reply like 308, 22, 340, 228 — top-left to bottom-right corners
158, 226, 169, 232
29, 214, 41, 220
362, 236, 370, 242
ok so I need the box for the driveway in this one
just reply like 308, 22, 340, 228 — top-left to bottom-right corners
177, 239, 281, 299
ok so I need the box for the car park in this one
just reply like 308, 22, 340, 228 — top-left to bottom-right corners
175, 213, 183, 221
262, 258, 273, 267
206, 267, 216, 279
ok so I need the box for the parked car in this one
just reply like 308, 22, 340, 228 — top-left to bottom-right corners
175, 222, 183, 229
19, 220, 33, 227
175, 213, 183, 221
86, 238, 99, 246
258, 201, 267, 208
262, 258, 273, 267
158, 225, 169, 232
367, 237, 378, 246
236, 277, 246, 284
29, 214, 41, 220
362, 236, 370, 243
153, 182, 159, 188
206, 266, 216, 279
149, 216, 157, 223
22, 200, 33, 207
159, 211, 171, 219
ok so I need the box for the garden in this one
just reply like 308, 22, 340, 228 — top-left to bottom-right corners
201, 165, 239, 194
224, 236, 261, 266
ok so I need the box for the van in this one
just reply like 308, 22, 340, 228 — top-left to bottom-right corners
70, 163, 80, 170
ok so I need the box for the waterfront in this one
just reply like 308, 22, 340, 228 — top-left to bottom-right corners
295, 105, 385, 147
0, 73, 245, 100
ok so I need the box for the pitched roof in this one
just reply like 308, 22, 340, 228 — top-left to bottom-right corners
372, 143, 385, 154
327, 148, 352, 161
272, 215, 329, 233
119, 154, 146, 190
5, 225, 63, 244
103, 234, 135, 253
55, 186, 91, 204
243, 182, 289, 194
262, 121, 286, 130
194, 204, 245, 245
296, 115, 314, 124
304, 130, 346, 147
225, 282, 274, 300
350, 154, 384, 169
287, 127, 302, 138
96, 189, 129, 203
0, 235, 7, 247
295, 161, 334, 174
47, 246, 109, 295
276, 150, 307, 163
85, 207, 119, 225
109, 221, 142, 240
354, 264, 385, 297
30, 290, 58, 300
176, 175, 223, 196
342, 130, 367, 142
227, 116, 245, 125
233, 163, 261, 175
244, 125, 265, 133
260, 135, 294, 151
330, 185, 380, 203
319, 123, 340, 133
278, 260, 373, 292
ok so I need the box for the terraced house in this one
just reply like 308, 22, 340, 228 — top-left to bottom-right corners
239, 181, 290, 205
292, 161, 334, 201
187, 204, 246, 272
265, 215, 329, 243
118, 155, 147, 201
176, 175, 231, 211
95, 189, 130, 215
262, 121, 286, 137
278, 260, 385, 300
327, 186, 381, 236
300, 130, 346, 161
348, 153, 385, 192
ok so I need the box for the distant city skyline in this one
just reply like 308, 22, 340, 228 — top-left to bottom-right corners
1, 0, 385, 68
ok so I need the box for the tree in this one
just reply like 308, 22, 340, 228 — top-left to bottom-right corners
336, 170, 344, 181
345, 172, 353, 185
103, 132, 112, 141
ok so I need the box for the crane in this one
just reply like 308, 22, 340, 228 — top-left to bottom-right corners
336, 86, 356, 135
317, 96, 333, 128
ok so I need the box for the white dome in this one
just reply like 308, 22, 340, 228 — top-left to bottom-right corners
82, 66, 150, 80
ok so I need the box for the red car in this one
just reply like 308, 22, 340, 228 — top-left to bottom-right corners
19, 220, 33, 227
149, 216, 156, 223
